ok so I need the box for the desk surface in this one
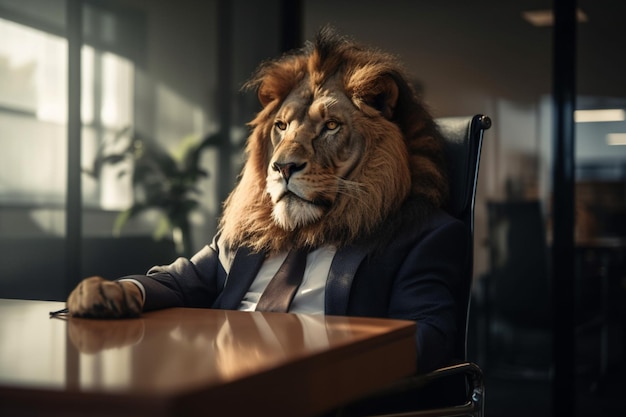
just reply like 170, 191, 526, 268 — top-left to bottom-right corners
0, 299, 416, 417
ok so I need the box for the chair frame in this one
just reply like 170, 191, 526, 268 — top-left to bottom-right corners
439, 114, 491, 363
368, 114, 491, 417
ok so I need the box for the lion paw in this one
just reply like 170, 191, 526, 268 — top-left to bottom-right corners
67, 276, 143, 318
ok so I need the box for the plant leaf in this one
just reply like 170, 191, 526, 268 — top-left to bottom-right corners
112, 203, 150, 237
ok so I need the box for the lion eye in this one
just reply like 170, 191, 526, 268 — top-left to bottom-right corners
275, 120, 288, 131
325, 120, 340, 131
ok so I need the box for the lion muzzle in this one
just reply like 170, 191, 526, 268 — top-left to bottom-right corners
272, 161, 307, 181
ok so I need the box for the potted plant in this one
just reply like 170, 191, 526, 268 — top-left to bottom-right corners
84, 128, 219, 257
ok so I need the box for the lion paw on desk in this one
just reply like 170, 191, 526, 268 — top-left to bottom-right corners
67, 276, 143, 318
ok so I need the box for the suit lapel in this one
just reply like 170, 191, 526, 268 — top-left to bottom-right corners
212, 246, 266, 310
324, 243, 372, 315
213, 242, 374, 314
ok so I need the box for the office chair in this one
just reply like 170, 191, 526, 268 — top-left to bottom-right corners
338, 114, 491, 417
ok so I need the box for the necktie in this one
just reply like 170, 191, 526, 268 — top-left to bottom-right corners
255, 247, 309, 313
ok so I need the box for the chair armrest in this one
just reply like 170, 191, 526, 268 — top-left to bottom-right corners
360, 362, 485, 417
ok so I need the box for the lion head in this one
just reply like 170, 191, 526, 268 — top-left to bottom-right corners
219, 28, 448, 254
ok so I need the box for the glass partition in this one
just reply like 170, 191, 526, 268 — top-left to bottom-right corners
575, 0, 626, 411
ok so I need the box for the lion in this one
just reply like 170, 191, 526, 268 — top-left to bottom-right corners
66, 27, 466, 374
219, 28, 447, 254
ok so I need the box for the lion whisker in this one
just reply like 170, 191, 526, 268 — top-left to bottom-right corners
335, 178, 375, 212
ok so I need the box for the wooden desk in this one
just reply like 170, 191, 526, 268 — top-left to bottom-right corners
0, 299, 416, 417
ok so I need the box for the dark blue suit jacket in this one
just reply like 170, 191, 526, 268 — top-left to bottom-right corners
126, 208, 468, 373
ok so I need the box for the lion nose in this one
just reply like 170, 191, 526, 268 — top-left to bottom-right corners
272, 161, 306, 181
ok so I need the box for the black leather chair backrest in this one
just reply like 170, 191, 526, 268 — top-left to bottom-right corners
436, 114, 491, 360
339, 115, 491, 417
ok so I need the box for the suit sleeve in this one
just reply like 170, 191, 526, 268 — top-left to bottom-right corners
121, 237, 227, 311
388, 215, 469, 373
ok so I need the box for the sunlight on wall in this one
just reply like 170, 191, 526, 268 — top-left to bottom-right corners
101, 51, 133, 129
81, 46, 135, 210
0, 18, 67, 208
0, 113, 67, 204
0, 17, 67, 122
0, 16, 136, 212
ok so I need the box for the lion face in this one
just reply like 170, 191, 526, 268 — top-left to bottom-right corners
266, 76, 369, 230
219, 28, 447, 253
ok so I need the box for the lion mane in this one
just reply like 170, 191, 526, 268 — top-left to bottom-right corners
218, 28, 448, 254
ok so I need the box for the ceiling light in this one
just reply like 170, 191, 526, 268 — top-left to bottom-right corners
607, 133, 626, 146
522, 8, 588, 27
574, 109, 626, 123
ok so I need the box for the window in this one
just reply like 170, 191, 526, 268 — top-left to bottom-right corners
81, 45, 135, 210
0, 17, 68, 207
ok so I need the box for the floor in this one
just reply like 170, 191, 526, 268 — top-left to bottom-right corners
484, 369, 625, 417
469, 310, 625, 417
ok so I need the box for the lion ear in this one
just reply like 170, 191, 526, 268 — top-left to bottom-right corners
257, 83, 275, 108
360, 75, 399, 120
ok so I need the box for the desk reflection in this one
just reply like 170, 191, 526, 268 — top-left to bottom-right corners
68, 317, 145, 353
65, 309, 339, 390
